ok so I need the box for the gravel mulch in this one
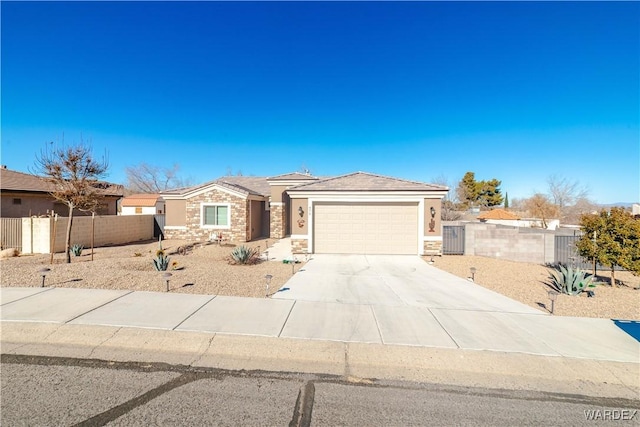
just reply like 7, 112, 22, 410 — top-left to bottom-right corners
2, 240, 638, 320
429, 255, 640, 320
0, 238, 296, 298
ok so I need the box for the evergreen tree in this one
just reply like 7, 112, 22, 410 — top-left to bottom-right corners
504, 192, 509, 209
456, 172, 503, 209
576, 207, 640, 287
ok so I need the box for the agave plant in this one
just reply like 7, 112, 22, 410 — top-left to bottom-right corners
230, 245, 259, 265
548, 264, 597, 296
152, 249, 171, 271
70, 244, 83, 257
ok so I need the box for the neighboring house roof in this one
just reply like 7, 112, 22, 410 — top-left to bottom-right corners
477, 208, 521, 220
267, 172, 318, 181
121, 194, 163, 207
287, 172, 449, 192
0, 167, 123, 197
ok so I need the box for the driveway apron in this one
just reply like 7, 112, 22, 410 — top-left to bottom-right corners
274, 255, 640, 361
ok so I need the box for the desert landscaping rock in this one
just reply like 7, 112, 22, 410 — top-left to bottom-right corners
0, 239, 292, 299
431, 255, 639, 320
1, 239, 638, 320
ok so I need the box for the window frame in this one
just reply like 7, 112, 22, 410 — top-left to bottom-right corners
200, 203, 231, 229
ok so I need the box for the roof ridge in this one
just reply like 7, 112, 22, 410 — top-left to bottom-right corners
289, 172, 357, 189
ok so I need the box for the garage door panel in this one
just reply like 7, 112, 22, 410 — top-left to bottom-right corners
314, 203, 418, 255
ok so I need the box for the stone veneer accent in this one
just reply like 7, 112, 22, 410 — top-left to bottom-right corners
291, 238, 308, 254
423, 239, 443, 256
270, 204, 285, 239
164, 189, 249, 242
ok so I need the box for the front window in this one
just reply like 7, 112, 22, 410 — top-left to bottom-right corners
202, 204, 230, 228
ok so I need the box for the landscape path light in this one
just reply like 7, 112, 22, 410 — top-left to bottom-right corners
547, 290, 559, 314
163, 272, 172, 292
39, 267, 50, 287
470, 267, 477, 282
265, 274, 273, 297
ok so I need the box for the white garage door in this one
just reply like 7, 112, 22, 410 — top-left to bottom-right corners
313, 202, 418, 254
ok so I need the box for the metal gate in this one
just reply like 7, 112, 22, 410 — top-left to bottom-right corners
443, 225, 465, 255
0, 218, 22, 252
154, 214, 165, 239
554, 234, 622, 271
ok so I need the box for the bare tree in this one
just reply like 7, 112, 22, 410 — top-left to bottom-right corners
125, 162, 191, 193
431, 175, 461, 221
523, 193, 559, 229
547, 175, 589, 220
563, 197, 599, 225
34, 143, 109, 263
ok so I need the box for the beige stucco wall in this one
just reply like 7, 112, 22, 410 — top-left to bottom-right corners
165, 199, 186, 226
424, 198, 442, 237
269, 184, 288, 203
22, 214, 155, 254
290, 198, 308, 235
1, 194, 118, 218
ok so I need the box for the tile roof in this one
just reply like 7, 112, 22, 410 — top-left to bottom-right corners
477, 208, 521, 220
0, 167, 123, 196
162, 176, 271, 197
217, 176, 271, 197
287, 172, 448, 192
267, 172, 318, 181
121, 194, 163, 207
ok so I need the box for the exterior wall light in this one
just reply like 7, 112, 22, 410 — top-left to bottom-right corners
428, 206, 437, 232
298, 206, 304, 217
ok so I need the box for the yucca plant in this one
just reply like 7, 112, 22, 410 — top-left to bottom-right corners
152, 249, 170, 271
230, 245, 259, 265
548, 264, 597, 296
70, 244, 83, 257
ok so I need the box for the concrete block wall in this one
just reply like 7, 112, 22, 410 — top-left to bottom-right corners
462, 223, 556, 264
22, 215, 155, 254
474, 229, 545, 264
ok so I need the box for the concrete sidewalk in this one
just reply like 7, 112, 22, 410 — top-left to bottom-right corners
1, 286, 638, 363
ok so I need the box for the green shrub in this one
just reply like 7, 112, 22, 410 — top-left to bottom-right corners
230, 245, 259, 265
152, 249, 170, 271
548, 264, 597, 296
70, 244, 83, 257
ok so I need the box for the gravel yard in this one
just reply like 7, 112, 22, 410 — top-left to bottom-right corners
430, 255, 640, 320
0, 238, 295, 299
1, 239, 638, 320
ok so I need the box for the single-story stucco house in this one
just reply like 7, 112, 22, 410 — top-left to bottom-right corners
160, 171, 448, 255
120, 194, 165, 215
0, 166, 123, 218
478, 208, 560, 230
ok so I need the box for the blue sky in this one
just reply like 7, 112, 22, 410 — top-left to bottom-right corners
2, 1, 638, 204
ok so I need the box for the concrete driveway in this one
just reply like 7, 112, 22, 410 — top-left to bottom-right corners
273, 254, 540, 314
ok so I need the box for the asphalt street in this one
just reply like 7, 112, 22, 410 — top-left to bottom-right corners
2, 354, 639, 427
